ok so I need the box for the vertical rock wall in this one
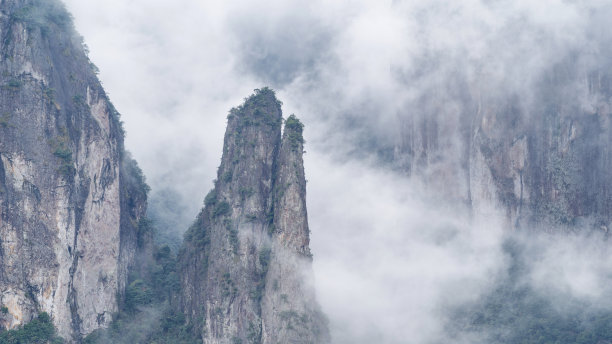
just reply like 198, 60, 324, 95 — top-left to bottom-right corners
393, 67, 612, 230
0, 0, 148, 341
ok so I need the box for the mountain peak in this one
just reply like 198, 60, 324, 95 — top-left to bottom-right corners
178, 89, 329, 343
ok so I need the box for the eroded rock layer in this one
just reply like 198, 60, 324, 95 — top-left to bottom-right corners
0, 0, 148, 340
179, 88, 329, 344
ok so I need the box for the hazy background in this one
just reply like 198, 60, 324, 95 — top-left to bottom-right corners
61, 1, 612, 343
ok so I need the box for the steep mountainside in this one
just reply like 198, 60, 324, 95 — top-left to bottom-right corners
0, 0, 148, 341
392, 67, 612, 231
178, 88, 329, 343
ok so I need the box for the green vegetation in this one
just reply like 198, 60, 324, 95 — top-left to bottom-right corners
78, 215, 192, 344
56, 164, 75, 180
72, 95, 86, 107
89, 62, 100, 75
267, 223, 276, 236
453, 287, 612, 343
7, 80, 21, 90
105, 99, 126, 138
223, 218, 239, 255
48, 131, 75, 180
84, 243, 199, 344
131, 247, 174, 303
259, 247, 271, 272
213, 201, 231, 218
124, 279, 153, 313
284, 115, 305, 151
204, 189, 217, 207
222, 171, 233, 183
43, 87, 55, 102
52, 143, 71, 161
3, 80, 21, 92
0, 312, 64, 344
0, 113, 11, 128
251, 247, 271, 303
11, 0, 73, 33
136, 218, 153, 249
83, 308, 199, 344
279, 310, 305, 331
228, 88, 283, 134
184, 215, 210, 247
450, 239, 612, 343
246, 321, 260, 344
221, 273, 238, 298
150, 245, 181, 299
1, 307, 8, 314
279, 310, 299, 321
229, 228, 239, 254
43, 88, 60, 110
252, 87, 282, 106
266, 208, 275, 225
239, 187, 254, 202
122, 154, 151, 195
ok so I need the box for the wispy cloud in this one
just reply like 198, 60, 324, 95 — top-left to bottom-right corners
63, 0, 612, 342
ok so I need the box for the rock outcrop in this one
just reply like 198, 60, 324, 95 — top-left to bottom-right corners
392, 66, 612, 231
178, 88, 329, 343
0, 0, 148, 341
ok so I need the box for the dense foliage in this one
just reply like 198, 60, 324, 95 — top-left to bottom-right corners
0, 313, 63, 344
227, 88, 283, 130
84, 225, 198, 344
11, 0, 73, 32
284, 114, 305, 151
449, 239, 612, 343
83, 308, 199, 344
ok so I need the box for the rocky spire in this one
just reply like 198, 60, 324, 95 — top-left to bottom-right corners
260, 114, 329, 343
178, 88, 329, 343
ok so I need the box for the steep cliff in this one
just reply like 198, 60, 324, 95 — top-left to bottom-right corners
392, 66, 612, 231
178, 88, 329, 343
0, 0, 148, 341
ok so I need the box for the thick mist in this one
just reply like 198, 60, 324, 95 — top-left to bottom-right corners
63, 0, 612, 343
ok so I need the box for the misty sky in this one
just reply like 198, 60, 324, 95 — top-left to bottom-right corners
61, 1, 612, 343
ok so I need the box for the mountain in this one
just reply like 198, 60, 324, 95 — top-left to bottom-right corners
0, 0, 149, 341
178, 88, 329, 343
391, 65, 612, 231
6, 0, 610, 343
0, 1, 327, 343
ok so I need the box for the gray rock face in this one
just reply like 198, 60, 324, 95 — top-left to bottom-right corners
393, 67, 612, 231
178, 88, 329, 343
0, 0, 147, 341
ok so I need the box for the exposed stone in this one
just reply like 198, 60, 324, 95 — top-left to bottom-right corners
178, 88, 329, 343
0, 0, 148, 341
393, 67, 612, 231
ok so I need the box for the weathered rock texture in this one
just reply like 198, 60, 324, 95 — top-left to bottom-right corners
178, 88, 329, 344
0, 0, 148, 341
392, 66, 612, 231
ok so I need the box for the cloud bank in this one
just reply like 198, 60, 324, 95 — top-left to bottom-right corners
62, 0, 612, 342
